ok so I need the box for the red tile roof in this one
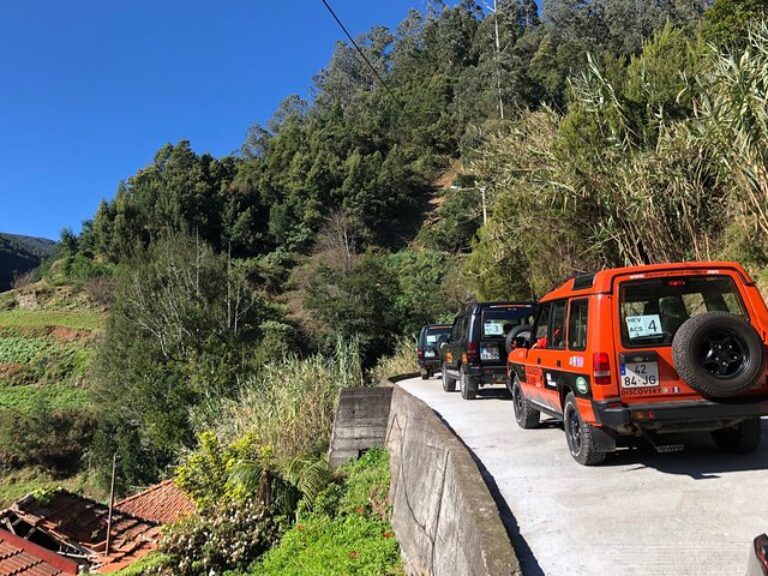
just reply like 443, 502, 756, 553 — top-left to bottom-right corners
0, 491, 160, 574
116, 479, 195, 525
0, 529, 78, 575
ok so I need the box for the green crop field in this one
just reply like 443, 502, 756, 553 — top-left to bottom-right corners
0, 310, 105, 331
0, 381, 91, 412
0, 337, 52, 364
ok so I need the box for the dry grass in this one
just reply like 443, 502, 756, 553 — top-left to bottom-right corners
196, 338, 365, 464
369, 337, 419, 383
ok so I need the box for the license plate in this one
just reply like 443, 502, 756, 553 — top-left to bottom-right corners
480, 345, 500, 361
621, 361, 659, 388
424, 350, 436, 358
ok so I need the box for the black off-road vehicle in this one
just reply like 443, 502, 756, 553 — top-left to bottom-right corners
441, 302, 536, 400
417, 324, 452, 379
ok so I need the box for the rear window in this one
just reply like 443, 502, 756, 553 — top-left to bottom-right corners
424, 327, 451, 346
620, 276, 747, 348
481, 306, 535, 338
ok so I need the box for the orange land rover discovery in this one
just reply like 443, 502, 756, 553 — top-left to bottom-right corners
507, 262, 768, 465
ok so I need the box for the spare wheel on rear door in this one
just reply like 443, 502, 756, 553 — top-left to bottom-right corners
505, 325, 532, 355
672, 312, 765, 398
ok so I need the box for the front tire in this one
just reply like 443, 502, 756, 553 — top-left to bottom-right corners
712, 418, 762, 454
460, 367, 477, 400
442, 363, 456, 392
512, 379, 540, 429
563, 393, 606, 466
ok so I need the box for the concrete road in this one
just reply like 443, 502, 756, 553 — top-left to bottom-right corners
399, 376, 768, 576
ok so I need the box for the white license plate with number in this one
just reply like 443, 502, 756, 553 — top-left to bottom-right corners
481, 346, 500, 361
424, 350, 436, 358
621, 362, 659, 388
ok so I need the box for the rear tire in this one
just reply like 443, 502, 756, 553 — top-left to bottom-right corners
512, 379, 540, 429
460, 367, 477, 400
442, 363, 456, 392
711, 417, 762, 454
420, 368, 429, 380
563, 393, 606, 466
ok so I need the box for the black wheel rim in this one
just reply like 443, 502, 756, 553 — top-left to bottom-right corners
699, 329, 749, 379
514, 386, 523, 419
566, 406, 582, 455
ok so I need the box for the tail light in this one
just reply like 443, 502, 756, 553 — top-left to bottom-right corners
467, 341, 479, 364
418, 348, 424, 359
593, 352, 612, 385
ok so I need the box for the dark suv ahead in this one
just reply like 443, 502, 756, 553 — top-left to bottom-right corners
442, 302, 536, 399
417, 324, 452, 379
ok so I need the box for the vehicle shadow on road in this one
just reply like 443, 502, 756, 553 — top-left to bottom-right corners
603, 420, 768, 479
475, 387, 512, 400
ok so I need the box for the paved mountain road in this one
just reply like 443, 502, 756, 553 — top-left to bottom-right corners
399, 376, 768, 576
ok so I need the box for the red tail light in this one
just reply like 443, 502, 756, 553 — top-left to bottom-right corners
593, 352, 611, 385
467, 341, 479, 364
418, 348, 424, 359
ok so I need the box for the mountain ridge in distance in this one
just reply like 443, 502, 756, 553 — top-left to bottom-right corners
0, 232, 57, 292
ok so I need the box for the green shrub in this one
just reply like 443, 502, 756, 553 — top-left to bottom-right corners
198, 338, 364, 465
248, 448, 401, 576
150, 499, 283, 576
0, 407, 95, 472
250, 514, 400, 576
335, 449, 391, 519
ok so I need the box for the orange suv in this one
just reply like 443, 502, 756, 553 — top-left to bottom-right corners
508, 262, 768, 465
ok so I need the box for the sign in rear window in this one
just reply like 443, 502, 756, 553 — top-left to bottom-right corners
481, 306, 535, 338
626, 314, 663, 339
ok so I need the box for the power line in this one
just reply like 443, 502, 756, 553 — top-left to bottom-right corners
319, 0, 405, 110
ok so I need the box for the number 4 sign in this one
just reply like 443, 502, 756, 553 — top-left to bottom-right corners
626, 314, 664, 339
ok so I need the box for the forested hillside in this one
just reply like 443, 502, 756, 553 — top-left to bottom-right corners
50, 0, 768, 485
5, 0, 768, 573
0, 233, 56, 291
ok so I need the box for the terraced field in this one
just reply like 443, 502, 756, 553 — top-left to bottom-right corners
0, 300, 106, 505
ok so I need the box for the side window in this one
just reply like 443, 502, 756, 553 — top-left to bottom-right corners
450, 317, 461, 341
568, 299, 589, 351
550, 301, 567, 349
534, 304, 551, 346
461, 314, 472, 341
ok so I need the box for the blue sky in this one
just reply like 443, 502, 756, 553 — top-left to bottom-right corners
0, 0, 433, 240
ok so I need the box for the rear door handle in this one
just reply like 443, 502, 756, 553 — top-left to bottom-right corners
556, 360, 561, 367
536, 358, 541, 364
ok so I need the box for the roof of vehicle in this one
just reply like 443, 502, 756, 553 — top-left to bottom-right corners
425, 324, 452, 329
541, 262, 753, 302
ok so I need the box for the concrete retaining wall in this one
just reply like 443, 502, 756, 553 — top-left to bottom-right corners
328, 386, 394, 468
387, 384, 520, 576
327, 381, 520, 575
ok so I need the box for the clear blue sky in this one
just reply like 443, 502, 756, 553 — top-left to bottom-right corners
0, 0, 433, 240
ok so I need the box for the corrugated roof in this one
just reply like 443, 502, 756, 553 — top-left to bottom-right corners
0, 529, 78, 575
116, 479, 195, 525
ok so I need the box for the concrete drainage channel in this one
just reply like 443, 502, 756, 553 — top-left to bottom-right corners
329, 375, 520, 576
